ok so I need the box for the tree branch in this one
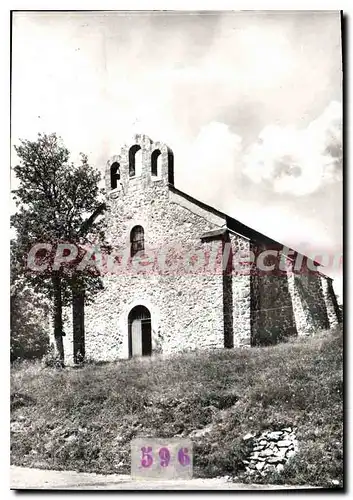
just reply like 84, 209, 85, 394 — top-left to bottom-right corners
79, 203, 107, 237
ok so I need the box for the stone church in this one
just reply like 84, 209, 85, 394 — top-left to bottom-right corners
61, 134, 341, 362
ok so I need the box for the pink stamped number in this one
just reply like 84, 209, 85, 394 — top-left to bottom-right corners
140, 446, 153, 468
158, 447, 171, 467
178, 447, 190, 466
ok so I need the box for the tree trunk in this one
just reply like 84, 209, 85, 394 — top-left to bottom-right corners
72, 287, 85, 364
52, 274, 65, 366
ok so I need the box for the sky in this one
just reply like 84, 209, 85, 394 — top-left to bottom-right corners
11, 10, 343, 299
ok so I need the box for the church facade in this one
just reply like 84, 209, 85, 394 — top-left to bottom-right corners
61, 135, 341, 362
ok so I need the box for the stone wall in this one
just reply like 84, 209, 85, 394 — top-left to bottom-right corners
249, 245, 297, 345
228, 233, 251, 347
247, 247, 337, 344
242, 427, 299, 477
320, 276, 341, 328
287, 263, 330, 335
250, 273, 297, 345
293, 274, 330, 333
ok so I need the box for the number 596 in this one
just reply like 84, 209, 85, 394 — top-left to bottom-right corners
140, 446, 190, 468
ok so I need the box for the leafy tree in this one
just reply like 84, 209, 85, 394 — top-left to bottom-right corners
11, 133, 107, 365
10, 281, 51, 362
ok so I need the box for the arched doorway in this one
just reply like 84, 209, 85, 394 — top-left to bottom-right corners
128, 305, 152, 357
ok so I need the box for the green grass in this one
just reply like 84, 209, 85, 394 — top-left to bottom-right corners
11, 327, 343, 487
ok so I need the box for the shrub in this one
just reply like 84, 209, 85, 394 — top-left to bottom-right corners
11, 287, 50, 362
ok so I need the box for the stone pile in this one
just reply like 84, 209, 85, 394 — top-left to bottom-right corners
242, 427, 298, 476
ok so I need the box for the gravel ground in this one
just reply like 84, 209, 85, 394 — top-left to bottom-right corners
10, 466, 317, 490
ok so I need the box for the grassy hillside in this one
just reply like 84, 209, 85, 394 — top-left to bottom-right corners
11, 327, 343, 487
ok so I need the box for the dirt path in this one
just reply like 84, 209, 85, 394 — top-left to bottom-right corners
10, 466, 315, 490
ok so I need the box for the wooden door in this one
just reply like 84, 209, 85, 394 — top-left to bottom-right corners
131, 318, 143, 356
141, 319, 152, 356
128, 305, 152, 358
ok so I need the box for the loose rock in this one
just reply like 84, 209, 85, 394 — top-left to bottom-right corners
243, 432, 256, 441
277, 440, 292, 447
242, 427, 298, 477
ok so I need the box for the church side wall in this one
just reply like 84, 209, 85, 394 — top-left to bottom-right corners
250, 274, 297, 345
320, 276, 341, 328
289, 273, 330, 335
249, 246, 297, 345
227, 233, 251, 347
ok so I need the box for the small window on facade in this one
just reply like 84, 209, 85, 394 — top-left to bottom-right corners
151, 149, 161, 176
129, 145, 142, 177
130, 225, 145, 257
110, 162, 120, 190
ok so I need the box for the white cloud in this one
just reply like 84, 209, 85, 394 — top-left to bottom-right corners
236, 204, 333, 249
176, 122, 242, 203
242, 101, 342, 195
184, 122, 242, 169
